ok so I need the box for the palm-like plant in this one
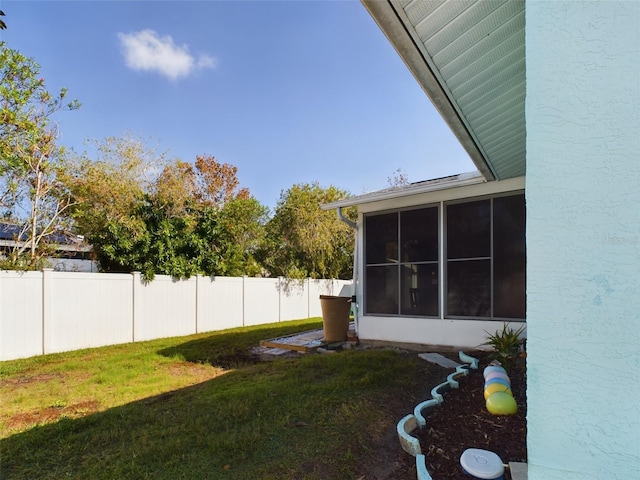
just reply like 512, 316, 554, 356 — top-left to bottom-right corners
483, 322, 526, 369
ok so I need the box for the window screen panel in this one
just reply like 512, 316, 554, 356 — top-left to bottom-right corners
400, 207, 438, 262
365, 213, 398, 264
493, 195, 526, 318
400, 263, 439, 316
447, 259, 491, 317
365, 265, 398, 314
447, 200, 491, 259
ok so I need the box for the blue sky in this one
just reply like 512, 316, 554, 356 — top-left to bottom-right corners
1, 0, 475, 209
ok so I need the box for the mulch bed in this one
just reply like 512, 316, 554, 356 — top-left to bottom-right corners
416, 351, 527, 480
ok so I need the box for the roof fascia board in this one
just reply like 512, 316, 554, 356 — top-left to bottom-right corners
322, 172, 488, 210
358, 176, 525, 214
360, 0, 496, 181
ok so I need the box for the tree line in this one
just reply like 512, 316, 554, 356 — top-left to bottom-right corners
0, 42, 356, 280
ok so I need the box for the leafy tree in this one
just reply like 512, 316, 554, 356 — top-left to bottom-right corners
153, 159, 198, 216
152, 155, 249, 213
260, 183, 355, 279
193, 154, 249, 207
115, 198, 222, 280
93, 196, 264, 281
144, 155, 264, 279
216, 196, 268, 276
92, 212, 150, 275
66, 137, 267, 280
0, 42, 80, 268
64, 134, 161, 244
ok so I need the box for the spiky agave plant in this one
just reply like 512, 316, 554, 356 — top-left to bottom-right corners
483, 322, 526, 369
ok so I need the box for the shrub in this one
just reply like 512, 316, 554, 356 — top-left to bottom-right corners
483, 322, 526, 368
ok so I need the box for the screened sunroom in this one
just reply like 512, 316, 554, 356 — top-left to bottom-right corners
323, 172, 525, 349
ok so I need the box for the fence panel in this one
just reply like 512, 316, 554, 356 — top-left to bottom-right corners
243, 277, 279, 326
44, 271, 133, 355
0, 271, 353, 361
309, 279, 334, 317
279, 278, 309, 321
133, 274, 197, 342
307, 279, 353, 317
197, 276, 244, 332
0, 271, 43, 361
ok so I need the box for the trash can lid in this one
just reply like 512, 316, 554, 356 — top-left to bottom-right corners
319, 295, 350, 301
460, 448, 504, 479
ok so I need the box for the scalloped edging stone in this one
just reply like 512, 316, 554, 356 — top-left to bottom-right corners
395, 351, 479, 479
414, 365, 470, 427
459, 351, 479, 369
414, 398, 441, 428
397, 414, 421, 456
416, 454, 433, 480
446, 365, 471, 388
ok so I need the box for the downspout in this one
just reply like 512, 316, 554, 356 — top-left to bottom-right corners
337, 207, 357, 230
337, 207, 359, 335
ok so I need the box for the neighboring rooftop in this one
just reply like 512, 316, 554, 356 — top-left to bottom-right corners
0, 222, 91, 253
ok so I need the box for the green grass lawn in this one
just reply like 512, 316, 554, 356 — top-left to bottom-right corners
0, 318, 447, 479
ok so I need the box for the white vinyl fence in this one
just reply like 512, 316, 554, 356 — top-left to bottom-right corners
0, 269, 351, 361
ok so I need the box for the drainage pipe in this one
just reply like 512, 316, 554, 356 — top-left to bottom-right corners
337, 207, 357, 230
337, 207, 359, 335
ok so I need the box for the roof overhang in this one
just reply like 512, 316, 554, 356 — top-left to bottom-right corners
322, 171, 485, 209
361, 0, 526, 181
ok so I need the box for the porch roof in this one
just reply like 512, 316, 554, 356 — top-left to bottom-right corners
360, 0, 526, 181
321, 171, 484, 209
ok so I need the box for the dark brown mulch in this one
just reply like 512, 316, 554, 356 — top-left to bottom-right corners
350, 349, 527, 480
416, 351, 527, 480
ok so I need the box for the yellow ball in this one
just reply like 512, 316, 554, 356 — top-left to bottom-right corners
486, 391, 518, 415
484, 382, 512, 400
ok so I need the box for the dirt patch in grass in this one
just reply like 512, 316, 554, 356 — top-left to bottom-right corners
0, 372, 63, 387
5, 399, 101, 431
165, 361, 227, 382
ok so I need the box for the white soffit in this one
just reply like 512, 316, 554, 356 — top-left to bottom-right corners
362, 0, 526, 180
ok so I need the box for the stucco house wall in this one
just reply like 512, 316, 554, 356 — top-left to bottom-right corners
526, 2, 639, 479
353, 176, 525, 349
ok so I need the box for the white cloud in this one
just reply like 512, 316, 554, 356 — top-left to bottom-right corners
117, 29, 217, 81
